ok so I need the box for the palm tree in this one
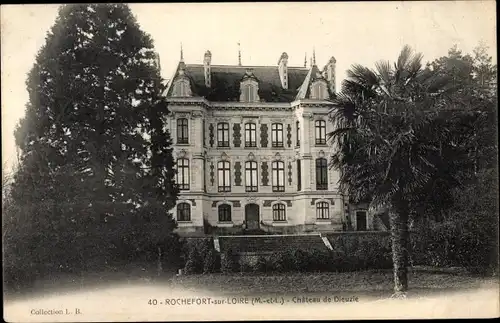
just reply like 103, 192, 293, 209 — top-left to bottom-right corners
328, 45, 470, 296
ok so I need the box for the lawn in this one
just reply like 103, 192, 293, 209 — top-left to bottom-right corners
167, 268, 498, 299
4, 267, 498, 321
6, 266, 497, 302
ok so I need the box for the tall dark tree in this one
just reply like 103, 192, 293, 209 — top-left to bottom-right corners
328, 46, 471, 296
7, 4, 178, 282
429, 43, 497, 175
410, 44, 498, 273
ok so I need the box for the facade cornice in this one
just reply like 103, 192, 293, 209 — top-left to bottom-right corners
167, 97, 334, 111
177, 191, 342, 198
291, 99, 334, 108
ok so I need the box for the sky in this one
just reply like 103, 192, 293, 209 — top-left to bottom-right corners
1, 1, 497, 172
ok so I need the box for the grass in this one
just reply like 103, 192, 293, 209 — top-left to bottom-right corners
5, 269, 498, 321
167, 268, 498, 299
5, 264, 498, 303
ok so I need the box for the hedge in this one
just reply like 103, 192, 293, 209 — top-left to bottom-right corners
181, 233, 393, 274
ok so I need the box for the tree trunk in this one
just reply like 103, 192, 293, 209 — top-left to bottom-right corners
389, 199, 410, 297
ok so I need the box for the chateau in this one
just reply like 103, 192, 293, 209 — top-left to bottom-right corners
164, 49, 387, 236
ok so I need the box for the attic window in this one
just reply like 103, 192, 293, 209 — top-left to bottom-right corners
310, 81, 328, 100
172, 78, 192, 97
240, 79, 260, 103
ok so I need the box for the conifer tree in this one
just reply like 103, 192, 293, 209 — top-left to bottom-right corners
8, 4, 178, 279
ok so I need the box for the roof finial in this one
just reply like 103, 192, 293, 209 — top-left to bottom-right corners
304, 52, 307, 67
180, 42, 184, 62
313, 47, 316, 66
238, 42, 241, 66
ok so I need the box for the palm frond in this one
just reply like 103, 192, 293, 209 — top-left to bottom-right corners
409, 52, 424, 76
396, 45, 414, 72
347, 64, 380, 88
375, 60, 393, 85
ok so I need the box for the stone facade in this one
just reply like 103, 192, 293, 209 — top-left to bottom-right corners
164, 50, 381, 236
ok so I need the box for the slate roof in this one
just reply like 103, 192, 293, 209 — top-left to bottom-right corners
167, 63, 310, 103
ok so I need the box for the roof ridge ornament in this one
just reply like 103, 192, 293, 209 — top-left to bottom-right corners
241, 68, 258, 82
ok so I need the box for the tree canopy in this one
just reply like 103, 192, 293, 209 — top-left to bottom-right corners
5, 4, 179, 284
327, 43, 497, 294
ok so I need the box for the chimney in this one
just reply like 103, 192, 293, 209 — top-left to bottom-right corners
204, 50, 212, 88
325, 56, 336, 93
278, 52, 289, 89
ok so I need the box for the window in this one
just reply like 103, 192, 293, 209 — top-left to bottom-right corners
315, 120, 326, 145
172, 79, 191, 97
240, 82, 259, 102
218, 161, 231, 192
311, 81, 328, 100
217, 123, 230, 147
245, 123, 257, 147
296, 121, 300, 147
245, 161, 258, 192
271, 123, 284, 148
272, 161, 285, 192
218, 204, 232, 222
272, 204, 286, 221
316, 158, 328, 190
316, 202, 329, 220
244, 85, 254, 102
176, 158, 190, 190
297, 159, 302, 191
177, 203, 191, 221
177, 118, 189, 144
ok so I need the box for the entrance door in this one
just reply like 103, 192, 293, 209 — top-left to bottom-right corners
245, 204, 260, 230
356, 211, 367, 231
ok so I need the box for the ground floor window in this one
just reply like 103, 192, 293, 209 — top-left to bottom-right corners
316, 201, 329, 219
177, 202, 191, 221
218, 204, 232, 222
272, 203, 286, 221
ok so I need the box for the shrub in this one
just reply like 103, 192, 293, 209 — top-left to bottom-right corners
203, 248, 220, 274
253, 256, 269, 273
308, 248, 335, 272
183, 246, 203, 274
239, 259, 252, 273
291, 248, 310, 272
272, 248, 296, 272
221, 247, 238, 273
409, 169, 499, 275
329, 233, 392, 272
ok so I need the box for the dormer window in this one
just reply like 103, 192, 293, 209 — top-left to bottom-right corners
310, 80, 328, 100
240, 69, 260, 102
172, 70, 192, 97
242, 84, 257, 102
